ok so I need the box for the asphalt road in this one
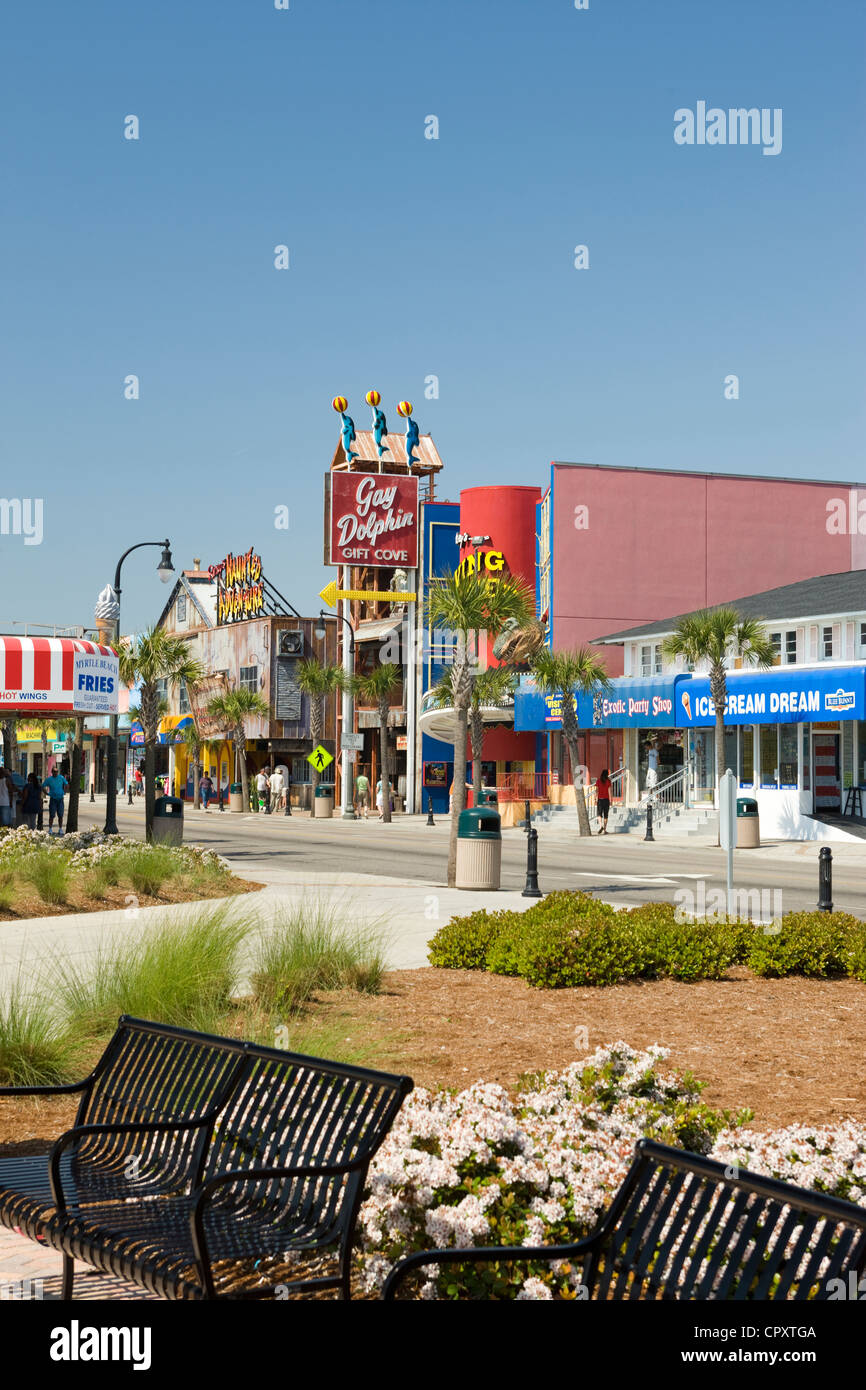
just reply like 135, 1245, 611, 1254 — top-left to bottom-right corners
76, 799, 866, 918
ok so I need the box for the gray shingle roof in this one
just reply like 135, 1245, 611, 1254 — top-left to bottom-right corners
592, 569, 866, 644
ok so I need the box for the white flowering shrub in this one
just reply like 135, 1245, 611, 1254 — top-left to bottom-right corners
356, 1044, 866, 1300
0, 827, 231, 879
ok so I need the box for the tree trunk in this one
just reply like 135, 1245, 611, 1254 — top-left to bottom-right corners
448, 705, 470, 887
42, 728, 49, 780
144, 741, 156, 842
236, 728, 250, 811
2, 720, 19, 774
379, 699, 391, 823
310, 698, 323, 789
565, 731, 592, 836
66, 719, 84, 832
470, 707, 484, 807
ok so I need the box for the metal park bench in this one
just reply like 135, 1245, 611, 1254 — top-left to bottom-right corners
0, 1016, 412, 1300
382, 1138, 866, 1301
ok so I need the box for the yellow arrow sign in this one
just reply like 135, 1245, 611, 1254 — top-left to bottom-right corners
319, 582, 417, 608
307, 744, 334, 773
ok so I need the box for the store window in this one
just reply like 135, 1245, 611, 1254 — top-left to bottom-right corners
178, 683, 190, 715
860, 623, 866, 654
802, 728, 810, 791
723, 727, 737, 776
821, 626, 834, 660
858, 722, 866, 785
779, 726, 798, 787
770, 630, 797, 665
239, 666, 258, 694
739, 727, 754, 785
760, 725, 779, 787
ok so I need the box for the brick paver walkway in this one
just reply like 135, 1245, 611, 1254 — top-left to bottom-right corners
0, 1224, 156, 1300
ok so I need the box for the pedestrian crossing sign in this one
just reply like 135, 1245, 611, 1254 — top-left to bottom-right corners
307, 745, 334, 773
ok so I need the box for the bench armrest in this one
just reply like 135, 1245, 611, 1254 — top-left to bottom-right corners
380, 1234, 603, 1300
189, 1158, 368, 1297
0, 1077, 92, 1098
50, 1114, 217, 1211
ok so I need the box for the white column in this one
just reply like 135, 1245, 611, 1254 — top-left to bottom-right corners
341, 563, 354, 818
168, 745, 176, 797
406, 574, 417, 814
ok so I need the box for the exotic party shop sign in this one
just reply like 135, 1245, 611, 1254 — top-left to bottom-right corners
327, 474, 419, 568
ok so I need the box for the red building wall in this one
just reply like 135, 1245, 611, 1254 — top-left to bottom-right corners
551, 464, 866, 675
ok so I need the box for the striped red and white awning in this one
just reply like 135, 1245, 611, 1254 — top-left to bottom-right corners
0, 637, 119, 714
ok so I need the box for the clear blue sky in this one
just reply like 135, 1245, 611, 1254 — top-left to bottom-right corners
1, 0, 864, 632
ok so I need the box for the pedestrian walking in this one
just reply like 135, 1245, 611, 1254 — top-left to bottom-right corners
355, 768, 370, 819
200, 773, 214, 810
269, 766, 285, 810
596, 768, 612, 834
41, 768, 69, 835
256, 766, 271, 813
21, 772, 42, 831
375, 778, 383, 819
0, 769, 14, 828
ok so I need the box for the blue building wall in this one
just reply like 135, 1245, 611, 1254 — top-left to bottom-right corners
420, 500, 461, 813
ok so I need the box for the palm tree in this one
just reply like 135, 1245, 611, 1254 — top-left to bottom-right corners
118, 628, 205, 841
662, 607, 776, 820
175, 719, 203, 809
427, 569, 535, 885
530, 646, 612, 837
430, 665, 517, 808
352, 664, 403, 824
205, 685, 270, 812
296, 658, 343, 786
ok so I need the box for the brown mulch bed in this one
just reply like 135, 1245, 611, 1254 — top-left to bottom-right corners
1, 968, 863, 1156
0, 875, 261, 921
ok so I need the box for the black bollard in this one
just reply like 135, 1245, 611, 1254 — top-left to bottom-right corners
218, 791, 224, 812
426, 795, 435, 826
284, 790, 292, 816
127, 783, 133, 806
817, 845, 833, 912
89, 785, 95, 803
522, 825, 542, 897
524, 798, 531, 832
644, 799, 654, 842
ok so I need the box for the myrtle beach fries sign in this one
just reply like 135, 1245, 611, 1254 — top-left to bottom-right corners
0, 638, 119, 714
326, 474, 419, 568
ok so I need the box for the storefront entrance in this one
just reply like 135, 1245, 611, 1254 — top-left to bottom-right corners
811, 729, 841, 811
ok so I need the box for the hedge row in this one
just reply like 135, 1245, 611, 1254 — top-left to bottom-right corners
427, 892, 866, 987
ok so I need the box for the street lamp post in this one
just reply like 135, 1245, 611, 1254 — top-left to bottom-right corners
317, 608, 355, 820
101, 540, 174, 836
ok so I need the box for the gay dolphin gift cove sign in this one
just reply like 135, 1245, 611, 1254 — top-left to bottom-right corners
326, 473, 419, 567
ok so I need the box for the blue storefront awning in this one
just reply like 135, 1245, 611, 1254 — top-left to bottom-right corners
676, 665, 866, 727
514, 676, 681, 732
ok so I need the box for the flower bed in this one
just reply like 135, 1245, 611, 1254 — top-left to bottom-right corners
356, 1043, 866, 1299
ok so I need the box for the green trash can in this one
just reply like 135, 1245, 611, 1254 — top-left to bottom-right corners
478, 787, 499, 808
314, 783, 334, 819
736, 796, 760, 848
456, 806, 502, 890
229, 782, 244, 814
152, 795, 184, 846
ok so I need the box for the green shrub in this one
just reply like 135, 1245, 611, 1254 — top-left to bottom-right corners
0, 983, 81, 1086
251, 900, 388, 1013
119, 844, 181, 898
50, 905, 251, 1035
845, 921, 866, 982
488, 913, 650, 989
21, 849, 70, 905
747, 911, 854, 978
427, 908, 517, 970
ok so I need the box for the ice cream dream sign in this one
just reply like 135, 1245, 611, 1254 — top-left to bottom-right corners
210, 548, 265, 625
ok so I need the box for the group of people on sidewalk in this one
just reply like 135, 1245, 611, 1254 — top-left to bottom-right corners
0, 766, 70, 834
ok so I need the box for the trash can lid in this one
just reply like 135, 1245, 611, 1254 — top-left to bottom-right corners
457, 806, 502, 839
154, 795, 184, 814
736, 798, 759, 814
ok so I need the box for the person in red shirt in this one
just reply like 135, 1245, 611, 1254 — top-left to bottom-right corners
596, 769, 612, 834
